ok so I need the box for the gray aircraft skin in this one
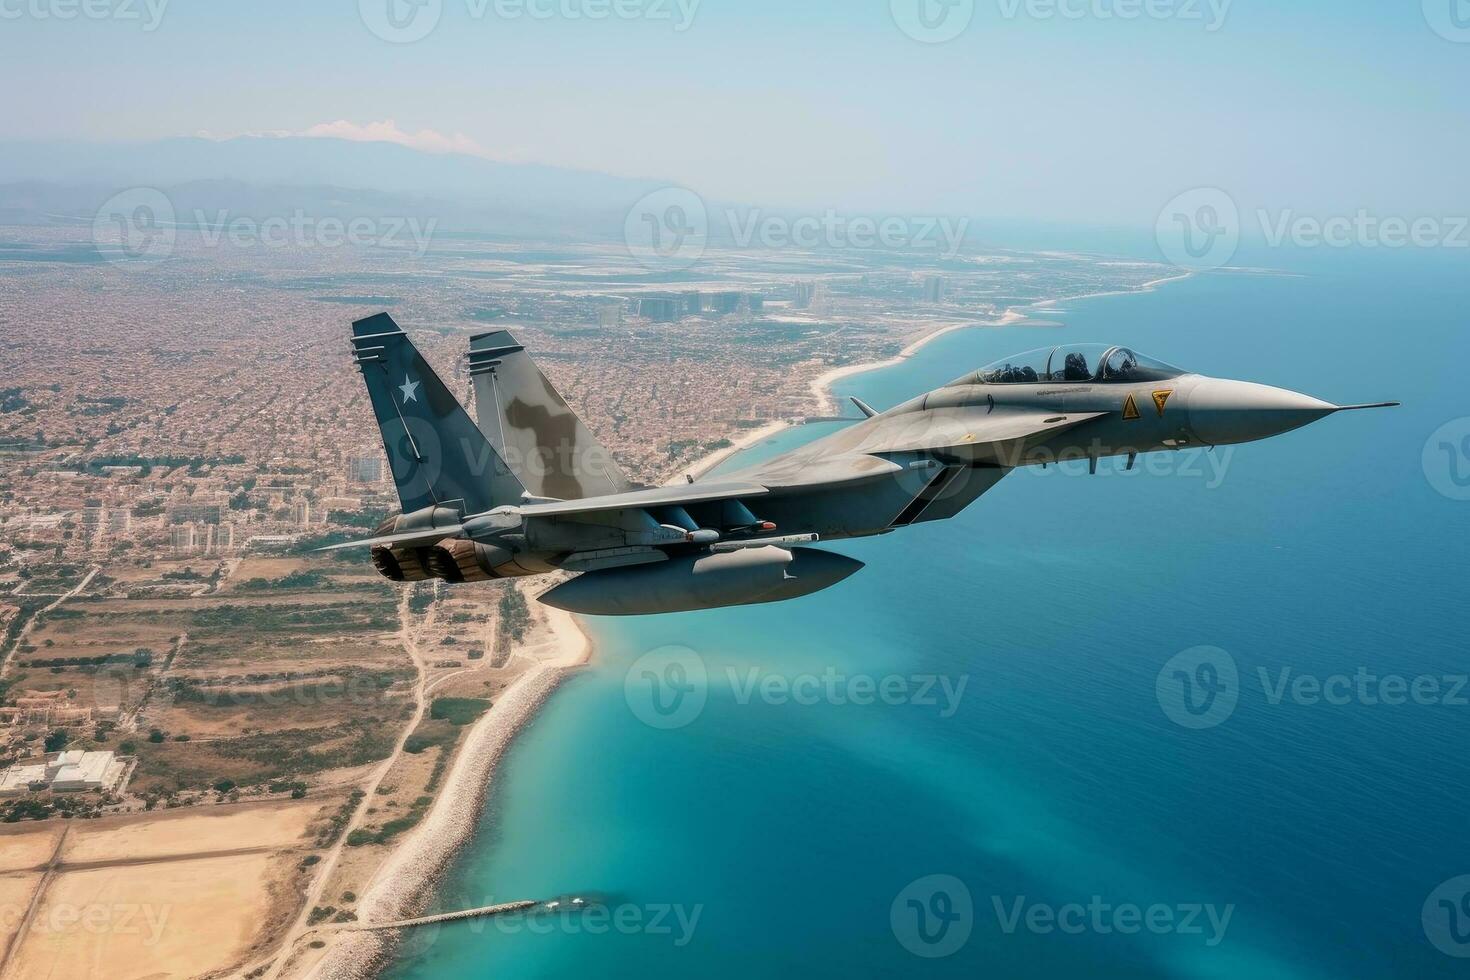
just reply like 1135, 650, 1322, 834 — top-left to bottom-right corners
330, 313, 1397, 615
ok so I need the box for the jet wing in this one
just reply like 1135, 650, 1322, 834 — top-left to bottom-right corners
733, 453, 905, 491
516, 481, 770, 518
855, 409, 1109, 456
731, 410, 1110, 488
316, 526, 462, 552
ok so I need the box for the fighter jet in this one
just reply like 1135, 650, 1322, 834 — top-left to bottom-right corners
327, 313, 1396, 615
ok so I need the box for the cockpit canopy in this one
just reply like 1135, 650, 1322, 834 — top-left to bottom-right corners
960, 345, 1186, 386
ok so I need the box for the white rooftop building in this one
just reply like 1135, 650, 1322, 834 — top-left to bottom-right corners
49, 750, 125, 792
0, 764, 48, 798
0, 750, 125, 796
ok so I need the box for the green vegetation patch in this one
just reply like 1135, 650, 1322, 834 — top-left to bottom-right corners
429, 697, 491, 726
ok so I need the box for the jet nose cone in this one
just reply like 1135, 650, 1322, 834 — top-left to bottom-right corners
1187, 379, 1339, 446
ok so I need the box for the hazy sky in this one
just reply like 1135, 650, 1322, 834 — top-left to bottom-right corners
3, 0, 1467, 226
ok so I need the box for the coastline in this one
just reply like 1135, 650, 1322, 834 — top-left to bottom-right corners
303, 600, 592, 980
309, 266, 1195, 980
806, 310, 1028, 416
1029, 271, 1194, 312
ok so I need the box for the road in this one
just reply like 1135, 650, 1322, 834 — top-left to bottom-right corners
255, 589, 430, 980
0, 565, 100, 679
0, 826, 70, 980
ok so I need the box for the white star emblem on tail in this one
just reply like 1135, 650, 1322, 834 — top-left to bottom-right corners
399, 375, 420, 403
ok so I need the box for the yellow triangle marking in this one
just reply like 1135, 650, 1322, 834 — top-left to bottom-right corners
1153, 389, 1174, 417
1122, 393, 1141, 421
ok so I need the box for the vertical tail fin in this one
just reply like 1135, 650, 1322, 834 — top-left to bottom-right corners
467, 330, 636, 500
351, 313, 524, 514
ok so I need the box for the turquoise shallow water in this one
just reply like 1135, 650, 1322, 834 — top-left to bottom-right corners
388, 253, 1469, 979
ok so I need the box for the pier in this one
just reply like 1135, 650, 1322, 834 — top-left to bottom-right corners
345, 900, 539, 932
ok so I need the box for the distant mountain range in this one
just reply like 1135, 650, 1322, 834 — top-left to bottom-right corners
0, 136, 666, 237
0, 135, 1164, 257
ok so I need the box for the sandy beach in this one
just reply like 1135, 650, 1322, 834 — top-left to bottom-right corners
301, 599, 592, 980
806, 310, 1029, 416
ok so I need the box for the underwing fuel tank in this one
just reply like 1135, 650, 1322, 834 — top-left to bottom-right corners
539, 546, 864, 616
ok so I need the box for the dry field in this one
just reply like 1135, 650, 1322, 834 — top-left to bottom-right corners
4, 556, 410, 802
0, 827, 63, 874
0, 874, 42, 965
7, 851, 287, 979
0, 798, 336, 980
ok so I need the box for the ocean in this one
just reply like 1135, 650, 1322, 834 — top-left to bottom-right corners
386, 250, 1469, 979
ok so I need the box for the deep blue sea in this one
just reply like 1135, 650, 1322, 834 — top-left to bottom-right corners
388, 250, 1469, 979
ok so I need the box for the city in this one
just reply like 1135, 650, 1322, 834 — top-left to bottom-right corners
0, 220, 1175, 977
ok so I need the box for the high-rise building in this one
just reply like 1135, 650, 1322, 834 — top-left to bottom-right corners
794, 281, 826, 309
597, 303, 623, 328
638, 296, 680, 323
923, 276, 946, 302
167, 500, 222, 525
348, 455, 384, 485
710, 292, 743, 315
169, 524, 198, 554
